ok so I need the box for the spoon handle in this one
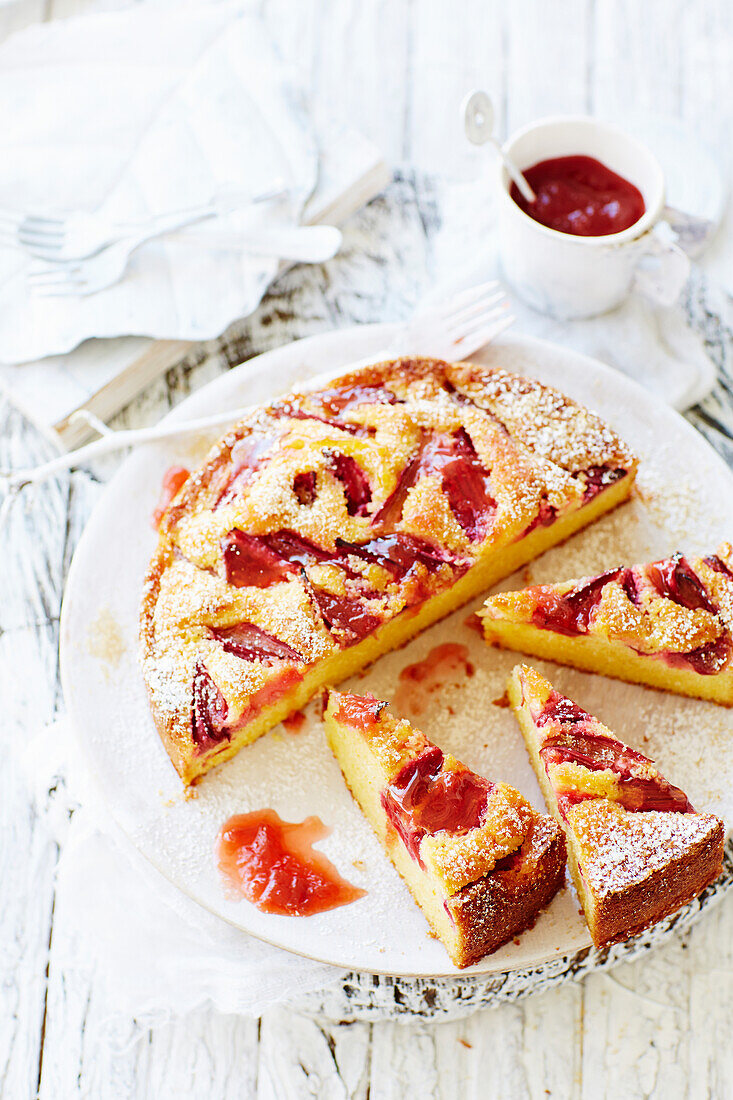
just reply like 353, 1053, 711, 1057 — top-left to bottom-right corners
494, 138, 537, 204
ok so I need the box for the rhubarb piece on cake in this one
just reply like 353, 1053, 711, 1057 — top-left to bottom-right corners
481, 545, 733, 706
323, 689, 566, 967
508, 664, 725, 947
141, 356, 637, 783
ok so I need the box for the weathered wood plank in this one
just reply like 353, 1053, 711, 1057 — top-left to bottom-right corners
406, 0, 504, 176
592, 0, 683, 119
40, 996, 260, 1100
0, 377, 71, 1100
504, 0, 593, 132
688, 892, 733, 1100
581, 936, 693, 1100
258, 1009, 370, 1100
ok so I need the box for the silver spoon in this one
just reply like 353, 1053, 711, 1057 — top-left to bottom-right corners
462, 90, 537, 204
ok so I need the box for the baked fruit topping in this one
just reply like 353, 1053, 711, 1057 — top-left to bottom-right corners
481, 544, 733, 705
508, 664, 724, 947
141, 356, 636, 783
323, 689, 567, 967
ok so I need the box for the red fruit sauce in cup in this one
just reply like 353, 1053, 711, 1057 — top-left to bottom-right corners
510, 155, 645, 237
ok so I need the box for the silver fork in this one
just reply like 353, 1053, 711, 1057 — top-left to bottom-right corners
0, 185, 287, 262
0, 280, 513, 493
27, 223, 343, 298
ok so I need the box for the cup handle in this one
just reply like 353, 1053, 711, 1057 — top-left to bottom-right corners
662, 204, 717, 259
632, 228, 690, 307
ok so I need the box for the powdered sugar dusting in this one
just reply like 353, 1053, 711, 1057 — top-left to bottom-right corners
569, 801, 720, 897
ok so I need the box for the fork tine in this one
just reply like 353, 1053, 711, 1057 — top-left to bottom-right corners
434, 279, 501, 319
444, 290, 507, 332
449, 301, 512, 342
28, 261, 82, 281
31, 279, 87, 297
19, 228, 65, 245
454, 312, 515, 353
22, 215, 66, 230
28, 267, 82, 283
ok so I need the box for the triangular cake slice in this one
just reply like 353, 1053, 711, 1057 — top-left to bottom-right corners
141, 356, 637, 783
508, 665, 724, 947
481, 545, 733, 705
323, 688, 566, 967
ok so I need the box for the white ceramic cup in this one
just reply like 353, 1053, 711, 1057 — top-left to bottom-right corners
497, 116, 690, 319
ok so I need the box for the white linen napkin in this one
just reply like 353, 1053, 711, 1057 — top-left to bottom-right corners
24, 717, 346, 1020
0, 1, 318, 364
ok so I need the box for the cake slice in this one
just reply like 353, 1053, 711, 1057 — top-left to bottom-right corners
481, 545, 733, 705
141, 356, 637, 783
508, 664, 725, 947
323, 688, 566, 967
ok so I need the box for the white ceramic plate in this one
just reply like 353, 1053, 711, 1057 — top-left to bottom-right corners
60, 326, 733, 977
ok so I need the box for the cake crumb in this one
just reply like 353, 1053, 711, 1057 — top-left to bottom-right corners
492, 691, 511, 708
458, 1038, 472, 1049
86, 606, 125, 670
464, 612, 484, 635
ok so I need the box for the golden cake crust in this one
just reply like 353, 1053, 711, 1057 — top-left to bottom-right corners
564, 799, 724, 945
141, 357, 637, 783
509, 664, 726, 948
482, 546, 733, 705
447, 815, 567, 967
324, 689, 567, 967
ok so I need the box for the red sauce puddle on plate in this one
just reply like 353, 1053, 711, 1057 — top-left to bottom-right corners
393, 642, 474, 719
152, 465, 190, 529
511, 155, 645, 237
217, 809, 366, 916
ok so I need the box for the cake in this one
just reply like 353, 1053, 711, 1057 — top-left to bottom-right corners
141, 356, 637, 783
323, 689, 567, 967
481, 546, 733, 705
508, 664, 725, 947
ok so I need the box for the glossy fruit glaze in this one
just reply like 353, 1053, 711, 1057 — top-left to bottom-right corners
530, 554, 730, 675
531, 568, 624, 636
333, 691, 389, 730
218, 809, 365, 916
212, 622, 303, 664
649, 552, 719, 613
152, 465, 190, 529
381, 746, 493, 865
372, 428, 495, 540
537, 691, 693, 815
192, 663, 302, 753
217, 524, 464, 664
511, 155, 645, 237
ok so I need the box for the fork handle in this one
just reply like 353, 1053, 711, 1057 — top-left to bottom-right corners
2, 348, 397, 490
2, 412, 251, 490
114, 186, 287, 233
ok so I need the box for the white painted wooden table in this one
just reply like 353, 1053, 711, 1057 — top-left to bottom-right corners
2, 2, 733, 1097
